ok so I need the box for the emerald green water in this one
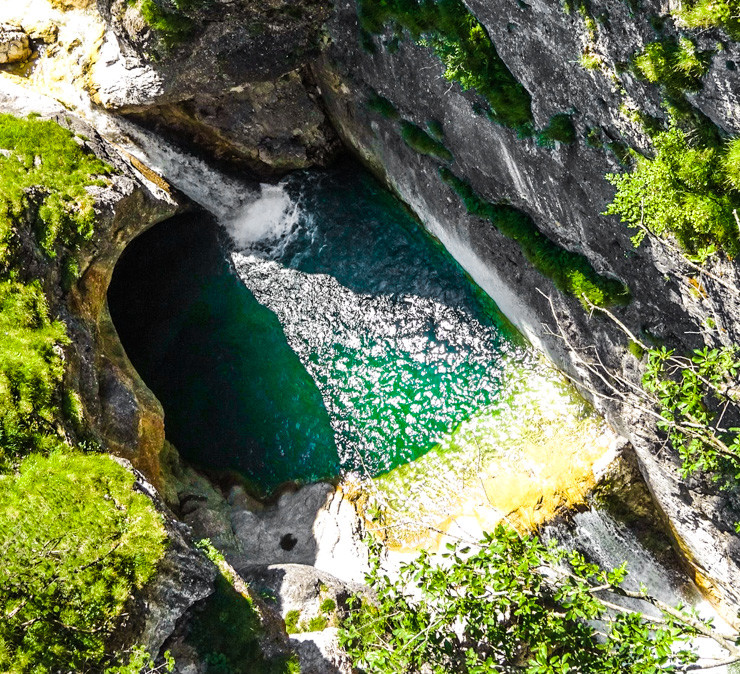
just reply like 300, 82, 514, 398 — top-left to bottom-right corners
108, 161, 524, 495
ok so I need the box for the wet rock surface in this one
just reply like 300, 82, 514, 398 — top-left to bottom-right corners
108, 461, 217, 660
91, 0, 339, 175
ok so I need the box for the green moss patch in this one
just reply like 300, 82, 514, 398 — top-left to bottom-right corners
537, 113, 576, 147
127, 0, 213, 49
0, 279, 69, 468
439, 167, 630, 306
366, 92, 401, 120
0, 451, 167, 671
0, 114, 168, 671
672, 0, 740, 39
0, 114, 112, 267
400, 120, 453, 161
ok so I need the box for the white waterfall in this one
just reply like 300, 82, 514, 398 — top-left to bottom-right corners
548, 509, 736, 671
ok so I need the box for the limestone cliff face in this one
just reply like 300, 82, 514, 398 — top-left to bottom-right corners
0, 77, 221, 661
312, 0, 740, 614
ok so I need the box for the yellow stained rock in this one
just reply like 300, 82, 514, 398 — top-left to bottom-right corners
0, 0, 106, 108
364, 370, 620, 552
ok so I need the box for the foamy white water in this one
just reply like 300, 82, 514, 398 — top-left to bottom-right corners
226, 184, 300, 249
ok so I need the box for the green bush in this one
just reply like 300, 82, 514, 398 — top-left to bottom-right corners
400, 121, 454, 161
537, 113, 576, 147
0, 451, 167, 671
0, 114, 112, 266
673, 0, 740, 38
631, 37, 709, 92
0, 279, 69, 468
357, 0, 533, 131
439, 167, 630, 307
605, 125, 740, 258
340, 527, 706, 672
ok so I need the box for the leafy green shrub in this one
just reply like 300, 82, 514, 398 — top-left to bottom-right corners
366, 92, 400, 120
439, 167, 630, 306
642, 345, 740, 503
400, 121, 454, 161
357, 0, 533, 131
0, 279, 69, 468
673, 0, 740, 38
537, 113, 576, 147
631, 37, 709, 92
284, 609, 301, 634
340, 526, 707, 672
0, 451, 167, 671
0, 114, 112, 266
605, 125, 740, 258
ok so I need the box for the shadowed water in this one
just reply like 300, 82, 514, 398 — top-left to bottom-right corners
109, 161, 524, 494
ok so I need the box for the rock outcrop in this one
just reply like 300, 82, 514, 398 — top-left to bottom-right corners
312, 0, 740, 617
0, 75, 179, 488
0, 24, 31, 64
90, 0, 340, 175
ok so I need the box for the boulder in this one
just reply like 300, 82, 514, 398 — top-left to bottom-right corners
0, 24, 31, 64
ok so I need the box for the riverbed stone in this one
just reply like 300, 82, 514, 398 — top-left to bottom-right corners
0, 24, 31, 64
230, 482, 369, 585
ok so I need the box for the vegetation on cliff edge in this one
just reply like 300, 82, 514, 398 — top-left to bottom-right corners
339, 527, 726, 672
439, 167, 631, 307
0, 114, 168, 672
0, 452, 167, 672
0, 113, 112, 268
357, 0, 534, 131
672, 0, 740, 38
605, 124, 740, 259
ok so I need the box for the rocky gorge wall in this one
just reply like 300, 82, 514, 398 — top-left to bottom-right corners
4, 0, 740, 657
310, 0, 740, 615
